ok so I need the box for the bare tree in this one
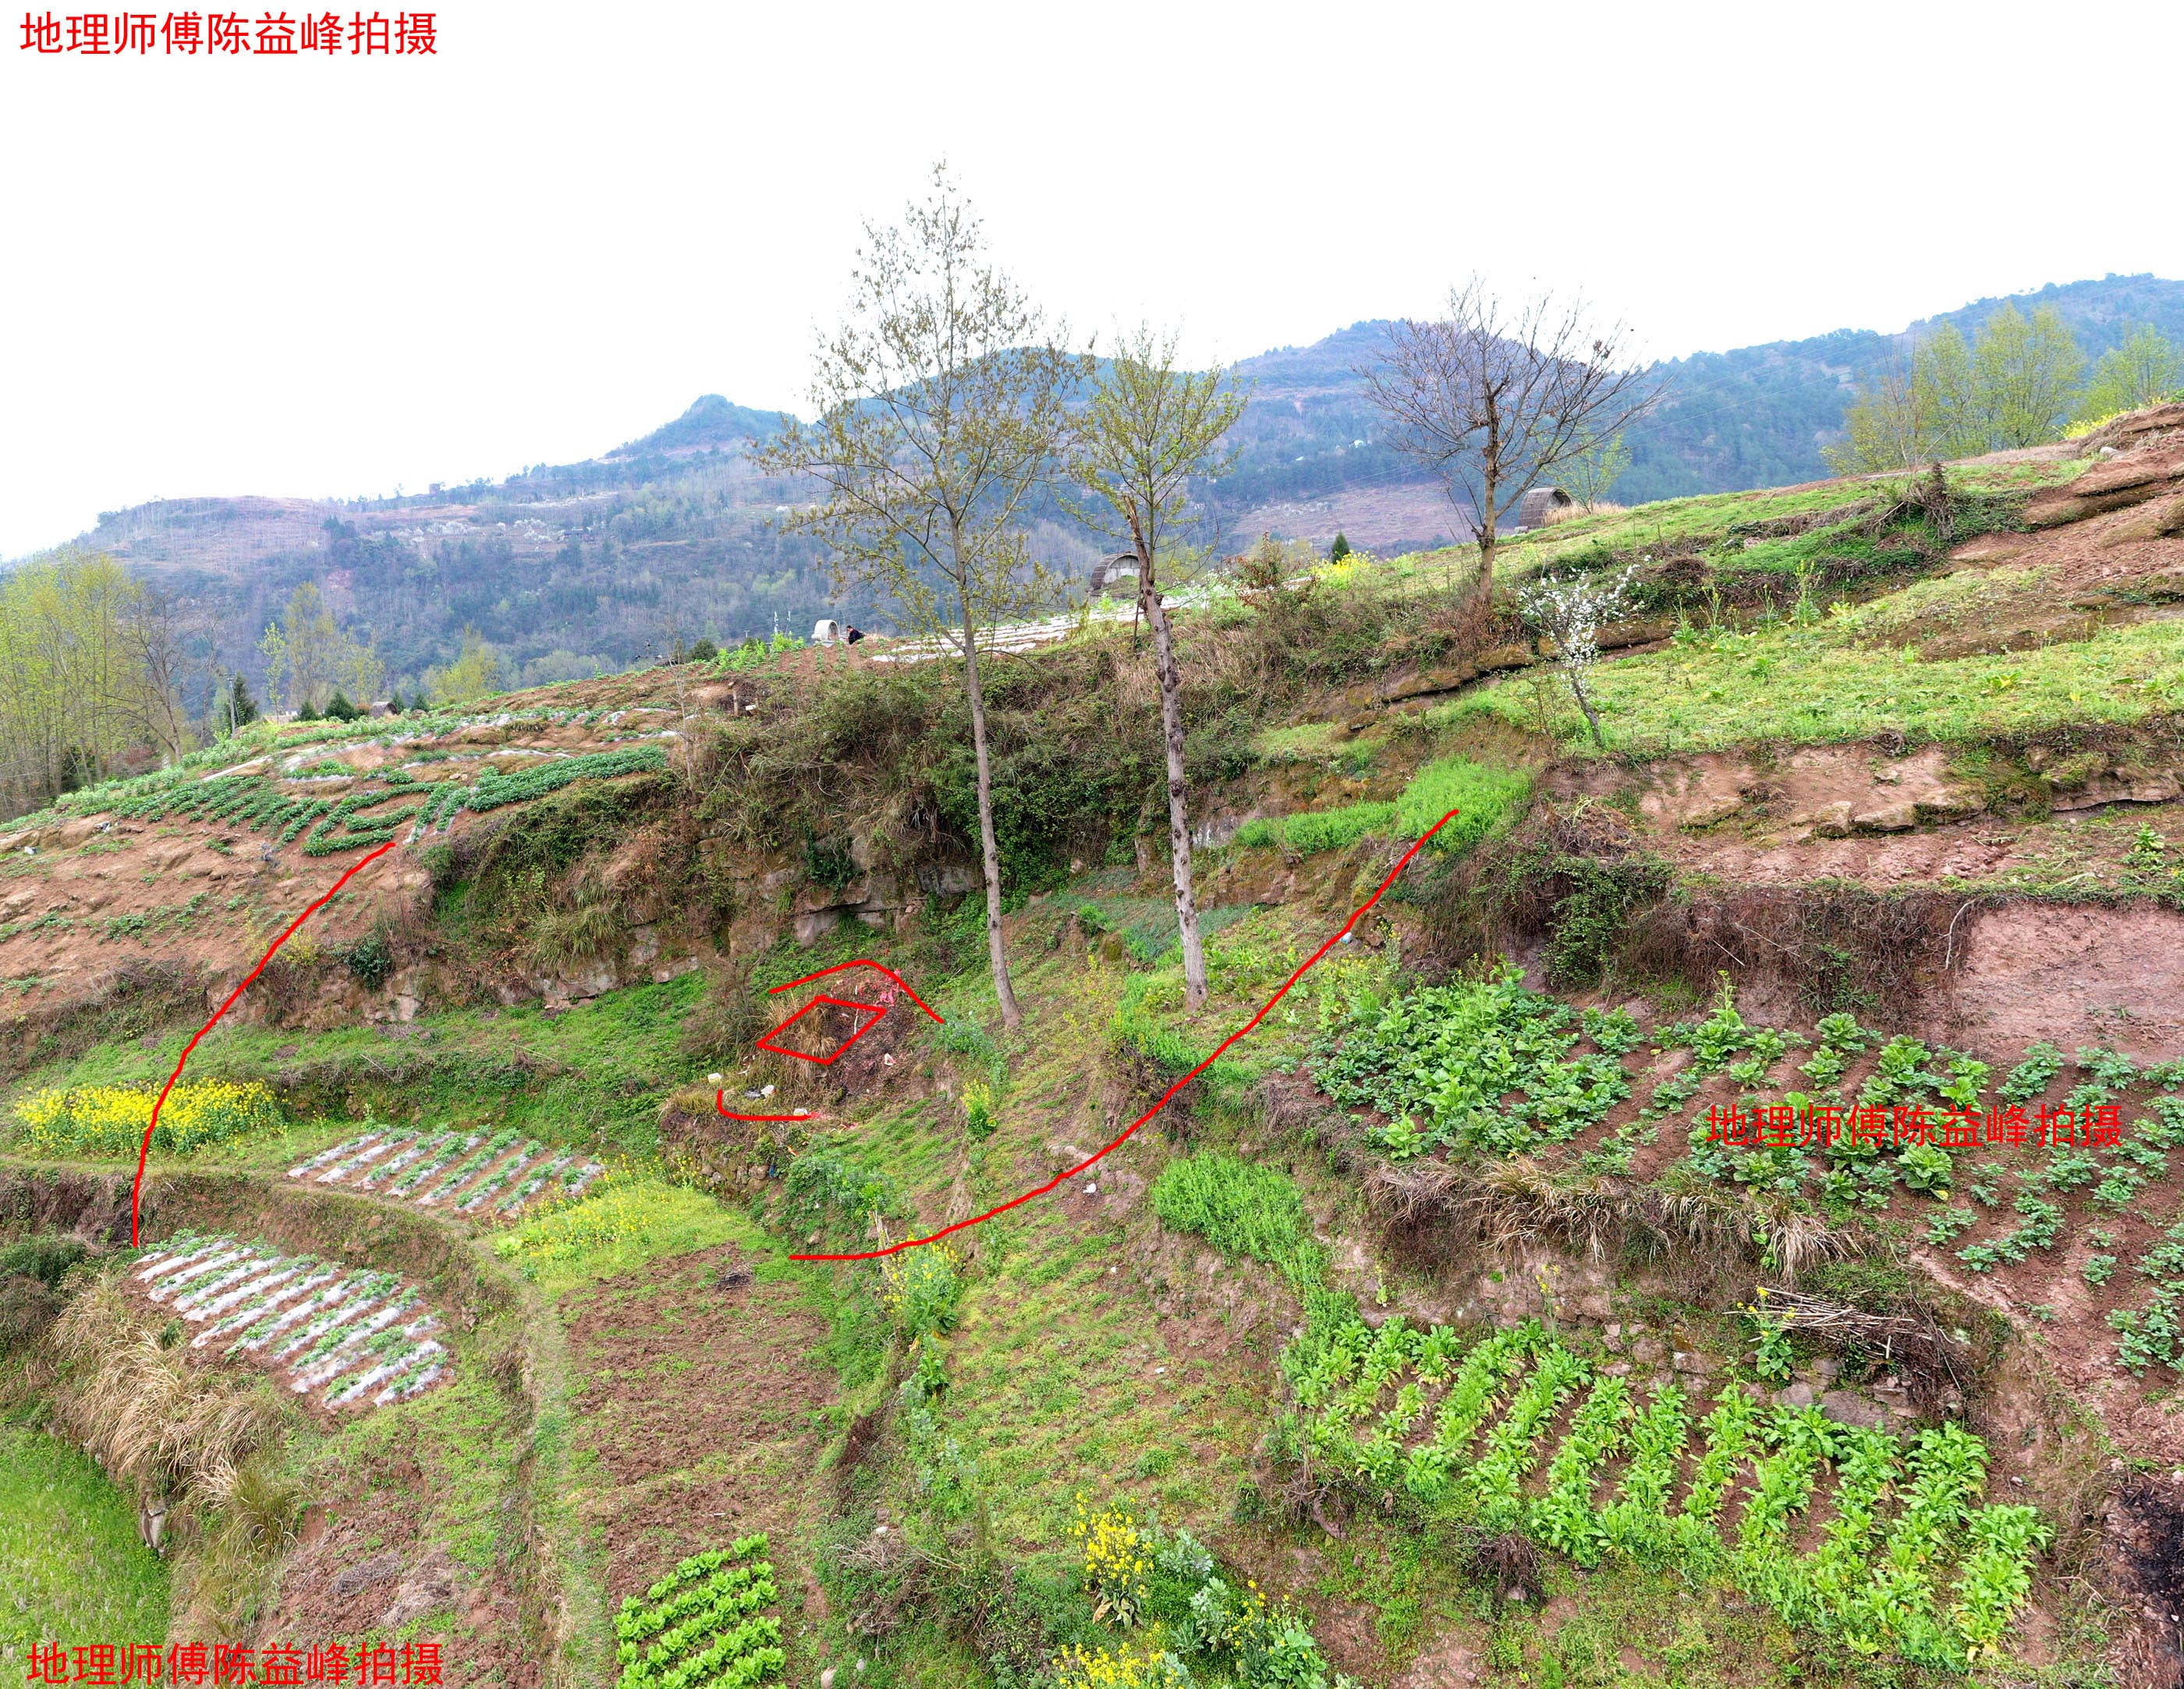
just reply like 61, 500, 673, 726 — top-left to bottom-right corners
114, 582, 195, 765
1360, 278, 1658, 600
1071, 324, 1245, 1011
757, 165, 1089, 1031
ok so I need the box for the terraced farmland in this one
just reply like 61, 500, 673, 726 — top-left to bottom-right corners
289, 1128, 602, 1218
132, 1234, 448, 1411
1292, 1315, 2048, 1669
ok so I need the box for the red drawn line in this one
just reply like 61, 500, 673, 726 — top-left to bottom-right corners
792, 808, 1461, 1262
129, 839, 399, 1248
768, 960, 943, 1023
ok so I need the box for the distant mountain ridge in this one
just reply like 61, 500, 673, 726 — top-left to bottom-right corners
613, 395, 789, 459
1618, 273, 2184, 501
42, 274, 2182, 703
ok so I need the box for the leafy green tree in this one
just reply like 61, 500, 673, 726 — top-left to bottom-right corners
1973, 303, 2083, 448
258, 582, 384, 714
0, 550, 190, 805
1916, 322, 1984, 459
1825, 361, 1934, 475
1070, 323, 1245, 1012
1328, 532, 1351, 562
296, 700, 320, 722
758, 165, 1088, 1031
427, 627, 504, 706
1560, 432, 1631, 511
323, 691, 361, 722
2076, 324, 2184, 423
226, 675, 260, 731
1835, 309, 2090, 471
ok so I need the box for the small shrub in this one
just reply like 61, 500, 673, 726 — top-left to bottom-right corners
963, 1078, 996, 1139
881, 1243, 964, 1341
1070, 1495, 1150, 1627
782, 1142, 898, 1241
344, 933, 395, 990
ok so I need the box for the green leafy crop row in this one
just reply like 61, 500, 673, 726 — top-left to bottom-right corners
1285, 1315, 2047, 1670
1310, 963, 1629, 1157
615, 1535, 781, 1689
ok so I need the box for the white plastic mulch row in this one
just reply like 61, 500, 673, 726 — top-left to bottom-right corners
133, 1234, 445, 1409
287, 1129, 599, 1220
867, 584, 1237, 665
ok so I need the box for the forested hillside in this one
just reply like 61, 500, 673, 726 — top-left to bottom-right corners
1618, 274, 2184, 501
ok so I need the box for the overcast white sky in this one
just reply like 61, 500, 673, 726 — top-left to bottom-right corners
3, 0, 2179, 558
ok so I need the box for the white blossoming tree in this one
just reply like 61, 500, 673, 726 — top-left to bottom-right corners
1517, 565, 1637, 748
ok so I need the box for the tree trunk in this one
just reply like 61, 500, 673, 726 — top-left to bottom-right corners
1136, 547, 1206, 1011
1474, 421, 1501, 604
956, 582, 1023, 1031
1569, 668, 1607, 747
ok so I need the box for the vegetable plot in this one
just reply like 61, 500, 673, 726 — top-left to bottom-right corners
133, 1233, 446, 1411
86, 745, 668, 856
1288, 1315, 2047, 1670
1310, 965, 1632, 1158
614, 1535, 784, 1689
289, 1128, 599, 1221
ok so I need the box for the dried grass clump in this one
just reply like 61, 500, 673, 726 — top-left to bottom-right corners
49, 1277, 281, 1506
525, 866, 624, 971
45, 1272, 298, 1628
1455, 1156, 1626, 1263
1365, 1154, 1847, 1284
1541, 501, 1626, 525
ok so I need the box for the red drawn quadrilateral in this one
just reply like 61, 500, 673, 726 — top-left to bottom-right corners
716, 961, 945, 1123
789, 807, 1460, 1262
755, 993, 888, 1065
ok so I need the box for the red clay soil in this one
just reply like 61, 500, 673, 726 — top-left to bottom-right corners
1946, 901, 2184, 1060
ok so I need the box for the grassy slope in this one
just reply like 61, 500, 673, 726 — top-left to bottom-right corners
2, 971, 708, 1170
819, 917, 1958, 1687
1445, 593, 2183, 756
0, 1425, 169, 1664
1315, 454, 2184, 760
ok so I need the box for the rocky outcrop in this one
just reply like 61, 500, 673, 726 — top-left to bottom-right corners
2024, 443, 2184, 527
